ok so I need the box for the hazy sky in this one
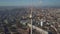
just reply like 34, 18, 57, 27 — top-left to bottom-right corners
0, 0, 60, 7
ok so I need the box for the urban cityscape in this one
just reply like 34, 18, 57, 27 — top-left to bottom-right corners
0, 7, 60, 34
0, 0, 60, 34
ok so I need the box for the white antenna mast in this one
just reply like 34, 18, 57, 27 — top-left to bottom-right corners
30, 0, 33, 34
